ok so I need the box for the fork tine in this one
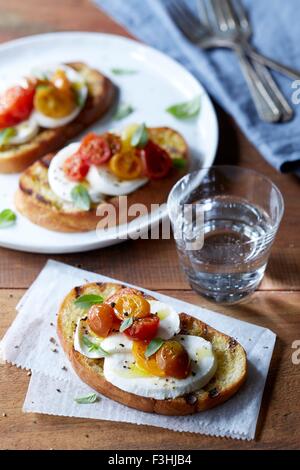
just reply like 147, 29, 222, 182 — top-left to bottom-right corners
167, 0, 206, 43
218, 0, 239, 30
200, 0, 226, 33
230, 0, 250, 32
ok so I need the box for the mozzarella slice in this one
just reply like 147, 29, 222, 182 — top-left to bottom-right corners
74, 319, 107, 359
103, 335, 217, 399
32, 64, 88, 129
86, 165, 148, 197
48, 142, 82, 202
3, 115, 39, 145
148, 300, 181, 340
100, 333, 133, 354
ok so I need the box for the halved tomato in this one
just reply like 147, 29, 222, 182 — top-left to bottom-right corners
63, 152, 90, 181
140, 140, 172, 180
0, 84, 35, 129
113, 293, 150, 321
109, 150, 142, 180
103, 132, 122, 155
132, 340, 166, 377
79, 132, 111, 165
125, 315, 159, 341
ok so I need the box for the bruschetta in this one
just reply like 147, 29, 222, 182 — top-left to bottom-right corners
57, 283, 247, 415
0, 62, 115, 173
15, 125, 189, 232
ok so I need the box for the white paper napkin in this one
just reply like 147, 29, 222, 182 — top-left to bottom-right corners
1, 260, 276, 440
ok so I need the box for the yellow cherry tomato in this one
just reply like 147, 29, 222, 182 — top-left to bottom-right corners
132, 341, 166, 378
109, 150, 143, 180
34, 84, 76, 118
51, 69, 73, 95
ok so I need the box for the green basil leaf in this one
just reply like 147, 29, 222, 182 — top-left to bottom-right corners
166, 96, 201, 119
74, 294, 104, 309
131, 123, 148, 148
113, 103, 134, 121
81, 335, 109, 356
71, 184, 91, 211
0, 209, 17, 228
74, 393, 99, 404
119, 316, 133, 333
0, 128, 17, 146
172, 158, 187, 169
144, 338, 164, 358
111, 68, 138, 76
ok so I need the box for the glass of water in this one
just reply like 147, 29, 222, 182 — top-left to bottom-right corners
167, 166, 284, 303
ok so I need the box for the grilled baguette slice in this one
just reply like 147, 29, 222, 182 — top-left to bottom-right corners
15, 127, 188, 232
57, 283, 247, 416
0, 62, 115, 173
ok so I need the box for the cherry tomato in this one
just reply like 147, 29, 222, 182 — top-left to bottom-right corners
63, 152, 90, 181
87, 303, 115, 337
103, 132, 122, 155
0, 84, 35, 129
109, 150, 142, 180
125, 315, 159, 341
141, 140, 172, 180
113, 294, 150, 321
79, 133, 111, 165
132, 340, 165, 377
156, 340, 190, 379
34, 84, 76, 118
51, 69, 73, 95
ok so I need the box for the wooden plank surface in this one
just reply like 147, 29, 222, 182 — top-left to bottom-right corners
0, 0, 299, 450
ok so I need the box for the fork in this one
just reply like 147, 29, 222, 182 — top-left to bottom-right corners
167, 0, 288, 122
199, 0, 293, 121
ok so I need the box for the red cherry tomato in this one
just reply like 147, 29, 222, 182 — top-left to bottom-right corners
0, 84, 35, 129
63, 152, 90, 181
87, 303, 116, 338
141, 140, 172, 180
125, 315, 159, 341
79, 132, 111, 165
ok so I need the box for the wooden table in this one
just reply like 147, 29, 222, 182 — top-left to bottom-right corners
0, 0, 299, 451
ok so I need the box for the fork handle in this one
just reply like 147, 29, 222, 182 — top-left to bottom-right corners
246, 45, 300, 81
233, 46, 281, 122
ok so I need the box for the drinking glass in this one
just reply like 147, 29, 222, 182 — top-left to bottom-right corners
167, 166, 284, 303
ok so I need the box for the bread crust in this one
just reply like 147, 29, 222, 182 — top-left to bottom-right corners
57, 283, 247, 415
15, 127, 189, 232
0, 62, 115, 173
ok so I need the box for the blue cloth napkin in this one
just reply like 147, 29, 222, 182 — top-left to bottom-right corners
95, 0, 300, 173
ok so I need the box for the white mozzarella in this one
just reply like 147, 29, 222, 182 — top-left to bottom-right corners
48, 143, 82, 202
86, 165, 148, 197
100, 333, 133, 354
148, 300, 181, 340
32, 64, 88, 129
74, 319, 107, 359
103, 335, 217, 399
4, 115, 39, 145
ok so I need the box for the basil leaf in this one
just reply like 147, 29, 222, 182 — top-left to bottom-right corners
74, 294, 104, 309
111, 68, 138, 76
0, 209, 17, 228
131, 123, 148, 148
172, 158, 186, 169
72, 82, 85, 107
113, 103, 134, 121
166, 96, 201, 119
74, 393, 99, 404
119, 316, 133, 333
71, 184, 91, 211
0, 128, 17, 146
81, 335, 109, 356
145, 338, 164, 358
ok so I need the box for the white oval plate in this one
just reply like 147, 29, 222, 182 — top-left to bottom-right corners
0, 32, 218, 254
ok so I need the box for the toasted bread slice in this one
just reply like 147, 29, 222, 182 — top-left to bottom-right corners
15, 127, 188, 232
0, 62, 115, 173
57, 283, 247, 416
